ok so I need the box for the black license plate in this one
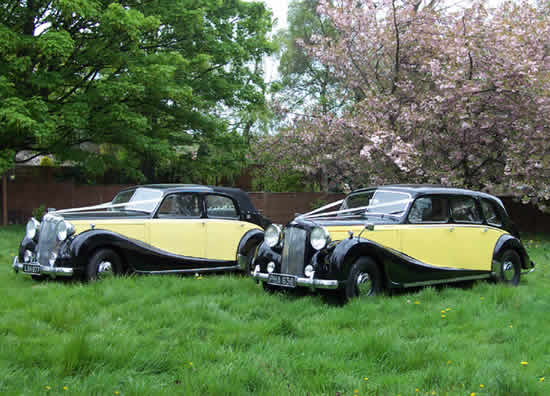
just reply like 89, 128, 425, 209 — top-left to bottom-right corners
268, 274, 297, 288
23, 264, 41, 274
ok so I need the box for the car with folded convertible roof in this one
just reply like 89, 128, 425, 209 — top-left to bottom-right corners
252, 185, 535, 301
13, 185, 270, 281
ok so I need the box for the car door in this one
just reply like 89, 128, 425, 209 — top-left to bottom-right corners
448, 195, 504, 271
148, 193, 206, 260
399, 195, 456, 269
203, 194, 261, 261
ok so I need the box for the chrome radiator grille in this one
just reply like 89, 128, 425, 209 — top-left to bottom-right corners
37, 216, 60, 267
281, 227, 307, 276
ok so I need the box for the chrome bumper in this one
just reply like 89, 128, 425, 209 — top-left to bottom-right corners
252, 270, 339, 290
12, 256, 74, 277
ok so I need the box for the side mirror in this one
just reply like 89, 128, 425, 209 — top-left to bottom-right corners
357, 222, 375, 239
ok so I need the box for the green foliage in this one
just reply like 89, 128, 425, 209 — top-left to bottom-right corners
39, 157, 54, 167
0, 0, 275, 183
32, 205, 46, 221
251, 167, 314, 192
1, 226, 550, 395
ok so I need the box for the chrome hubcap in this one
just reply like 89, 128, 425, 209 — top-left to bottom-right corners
97, 261, 113, 279
502, 260, 515, 281
356, 272, 372, 296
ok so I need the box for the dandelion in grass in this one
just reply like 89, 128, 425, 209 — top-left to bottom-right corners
470, 393, 476, 396
441, 310, 446, 314
480, 384, 484, 388
441, 314, 446, 318
189, 362, 193, 366
447, 360, 452, 365
45, 386, 51, 390
414, 301, 420, 305
364, 377, 368, 381
415, 389, 419, 393
354, 390, 358, 394
446, 308, 451, 311
63, 386, 68, 390
115, 392, 120, 395
521, 361, 528, 366
540, 377, 545, 382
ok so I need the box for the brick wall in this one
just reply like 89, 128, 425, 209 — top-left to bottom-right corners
2, 167, 549, 232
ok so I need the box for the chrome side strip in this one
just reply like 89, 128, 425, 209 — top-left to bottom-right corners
134, 265, 240, 275
402, 274, 492, 288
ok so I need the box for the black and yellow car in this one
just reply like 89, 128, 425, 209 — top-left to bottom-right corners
13, 185, 269, 281
252, 185, 535, 301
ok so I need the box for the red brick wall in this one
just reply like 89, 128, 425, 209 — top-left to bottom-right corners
3, 167, 550, 232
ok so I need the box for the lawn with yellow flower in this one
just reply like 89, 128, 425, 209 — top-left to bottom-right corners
1, 226, 549, 395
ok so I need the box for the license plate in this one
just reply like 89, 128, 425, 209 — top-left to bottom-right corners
23, 264, 41, 274
268, 274, 297, 288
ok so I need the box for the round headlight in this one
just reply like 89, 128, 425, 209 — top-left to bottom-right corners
267, 261, 276, 273
26, 218, 40, 240
24, 250, 33, 263
265, 224, 282, 248
56, 221, 74, 241
304, 265, 314, 278
310, 226, 330, 250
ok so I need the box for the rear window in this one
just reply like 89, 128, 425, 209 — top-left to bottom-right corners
450, 196, 482, 224
481, 199, 502, 227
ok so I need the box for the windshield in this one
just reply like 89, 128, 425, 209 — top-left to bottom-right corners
111, 188, 163, 213
341, 189, 412, 216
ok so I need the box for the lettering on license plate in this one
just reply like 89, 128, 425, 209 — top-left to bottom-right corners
268, 274, 297, 288
23, 264, 40, 274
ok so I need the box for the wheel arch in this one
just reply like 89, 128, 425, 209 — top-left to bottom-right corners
492, 234, 530, 270
330, 238, 388, 286
237, 228, 264, 271
70, 230, 132, 272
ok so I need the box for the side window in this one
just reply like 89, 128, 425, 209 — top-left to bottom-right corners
206, 195, 238, 219
450, 196, 482, 224
157, 194, 201, 218
408, 196, 449, 223
481, 199, 503, 227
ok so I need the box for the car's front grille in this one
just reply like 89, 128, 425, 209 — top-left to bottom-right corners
37, 215, 61, 267
281, 227, 307, 276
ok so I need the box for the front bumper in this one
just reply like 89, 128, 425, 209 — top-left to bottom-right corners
12, 256, 74, 277
252, 270, 339, 290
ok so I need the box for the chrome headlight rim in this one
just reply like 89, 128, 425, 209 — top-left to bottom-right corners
56, 220, 75, 242
26, 218, 40, 240
310, 226, 331, 250
265, 224, 282, 248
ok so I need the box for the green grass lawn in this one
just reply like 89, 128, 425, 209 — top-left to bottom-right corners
1, 225, 549, 396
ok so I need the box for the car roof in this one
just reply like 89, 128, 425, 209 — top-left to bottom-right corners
350, 184, 504, 206
118, 184, 258, 213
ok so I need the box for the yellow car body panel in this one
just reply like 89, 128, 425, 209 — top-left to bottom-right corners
326, 224, 506, 271
147, 219, 206, 258
204, 219, 262, 260
72, 220, 147, 242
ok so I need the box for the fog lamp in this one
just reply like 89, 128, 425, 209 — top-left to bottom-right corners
267, 261, 275, 273
24, 250, 33, 263
304, 265, 314, 278
49, 251, 58, 266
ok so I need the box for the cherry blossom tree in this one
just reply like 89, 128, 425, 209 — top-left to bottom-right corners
257, 0, 550, 207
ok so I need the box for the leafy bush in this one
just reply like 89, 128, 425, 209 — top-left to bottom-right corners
32, 204, 46, 221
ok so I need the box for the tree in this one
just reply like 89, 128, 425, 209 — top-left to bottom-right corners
0, 0, 274, 182
257, 0, 550, 207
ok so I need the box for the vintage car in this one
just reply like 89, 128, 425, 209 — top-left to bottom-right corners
252, 185, 535, 301
13, 185, 270, 281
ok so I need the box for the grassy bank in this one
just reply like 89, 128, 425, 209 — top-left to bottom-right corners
1, 225, 549, 395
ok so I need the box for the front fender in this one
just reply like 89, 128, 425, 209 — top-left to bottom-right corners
18, 236, 36, 260
328, 238, 386, 282
254, 242, 282, 272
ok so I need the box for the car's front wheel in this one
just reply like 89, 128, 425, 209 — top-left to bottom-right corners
498, 249, 521, 286
343, 257, 383, 301
85, 248, 123, 282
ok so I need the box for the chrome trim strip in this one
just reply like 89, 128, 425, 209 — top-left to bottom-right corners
251, 271, 339, 290
402, 274, 492, 288
134, 265, 240, 275
12, 257, 73, 277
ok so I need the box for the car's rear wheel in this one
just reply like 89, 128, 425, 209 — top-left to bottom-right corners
498, 249, 521, 286
85, 248, 123, 282
343, 257, 383, 301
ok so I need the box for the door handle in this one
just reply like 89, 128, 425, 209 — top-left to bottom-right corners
449, 227, 454, 232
